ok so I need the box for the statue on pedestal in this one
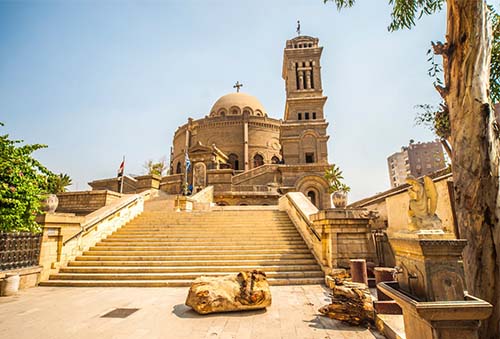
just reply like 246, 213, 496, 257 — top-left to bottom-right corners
406, 176, 442, 232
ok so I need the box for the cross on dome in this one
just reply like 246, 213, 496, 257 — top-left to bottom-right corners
233, 81, 243, 93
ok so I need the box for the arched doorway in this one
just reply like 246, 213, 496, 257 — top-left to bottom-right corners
253, 154, 264, 168
307, 190, 317, 207
228, 153, 239, 170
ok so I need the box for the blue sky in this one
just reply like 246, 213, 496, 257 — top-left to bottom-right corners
1, 0, 452, 201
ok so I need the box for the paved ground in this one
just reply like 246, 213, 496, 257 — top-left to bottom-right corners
0, 285, 384, 339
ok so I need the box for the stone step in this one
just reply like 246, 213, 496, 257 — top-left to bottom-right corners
49, 270, 325, 280
59, 264, 321, 274
113, 230, 299, 235
123, 222, 294, 227
98, 239, 306, 245
116, 227, 297, 232
75, 253, 315, 261
40, 277, 325, 287
83, 248, 313, 256
68, 258, 319, 267
91, 244, 308, 251
105, 235, 303, 241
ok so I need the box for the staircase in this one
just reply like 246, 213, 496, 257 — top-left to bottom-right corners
41, 202, 324, 287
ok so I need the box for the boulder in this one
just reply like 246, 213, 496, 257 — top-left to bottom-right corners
185, 270, 272, 314
319, 281, 374, 326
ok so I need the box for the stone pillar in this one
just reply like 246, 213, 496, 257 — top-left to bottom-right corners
374, 267, 395, 301
298, 70, 304, 90
244, 121, 249, 171
305, 70, 312, 89
310, 209, 377, 268
350, 259, 368, 285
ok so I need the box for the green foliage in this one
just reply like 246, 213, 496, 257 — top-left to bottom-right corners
415, 103, 450, 140
143, 158, 167, 176
47, 173, 72, 194
490, 6, 500, 103
0, 123, 55, 233
324, 0, 444, 31
324, 164, 351, 193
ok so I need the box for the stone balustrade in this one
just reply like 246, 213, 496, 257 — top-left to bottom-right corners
37, 191, 148, 281
279, 192, 377, 274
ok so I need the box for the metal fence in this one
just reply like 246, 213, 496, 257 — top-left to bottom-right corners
0, 232, 42, 271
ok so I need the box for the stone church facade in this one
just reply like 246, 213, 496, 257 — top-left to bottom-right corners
90, 35, 333, 209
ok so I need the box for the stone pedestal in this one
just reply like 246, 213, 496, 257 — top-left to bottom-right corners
311, 208, 377, 268
349, 259, 368, 285
385, 231, 493, 339
391, 233, 466, 302
174, 195, 193, 211
379, 282, 492, 339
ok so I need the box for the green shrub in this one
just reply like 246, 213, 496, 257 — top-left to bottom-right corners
0, 123, 56, 233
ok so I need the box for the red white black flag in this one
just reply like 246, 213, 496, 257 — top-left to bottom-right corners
117, 158, 125, 177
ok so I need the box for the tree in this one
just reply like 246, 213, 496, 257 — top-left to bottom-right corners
47, 173, 73, 194
0, 123, 55, 233
325, 1, 499, 337
143, 157, 168, 176
415, 6, 500, 160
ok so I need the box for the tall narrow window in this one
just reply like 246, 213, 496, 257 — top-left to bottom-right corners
310, 66, 314, 89
305, 153, 315, 163
312, 112, 317, 119
176, 162, 181, 174
295, 63, 300, 90
307, 191, 317, 206
228, 154, 239, 170
305, 112, 310, 120
298, 112, 302, 120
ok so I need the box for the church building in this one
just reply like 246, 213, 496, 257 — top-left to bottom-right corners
90, 35, 333, 209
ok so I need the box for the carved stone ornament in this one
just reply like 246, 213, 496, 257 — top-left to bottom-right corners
406, 176, 442, 232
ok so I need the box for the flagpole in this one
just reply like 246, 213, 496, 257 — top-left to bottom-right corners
184, 151, 188, 196
120, 155, 125, 194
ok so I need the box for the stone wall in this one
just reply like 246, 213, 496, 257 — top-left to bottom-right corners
88, 174, 161, 194
351, 172, 456, 236
37, 192, 147, 281
56, 190, 122, 215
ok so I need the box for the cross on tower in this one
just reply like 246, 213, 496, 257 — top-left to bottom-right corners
233, 81, 243, 93
296, 20, 301, 36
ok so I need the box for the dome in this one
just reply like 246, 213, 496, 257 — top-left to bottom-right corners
209, 92, 267, 117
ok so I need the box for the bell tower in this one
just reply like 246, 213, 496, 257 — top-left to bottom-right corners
280, 35, 329, 165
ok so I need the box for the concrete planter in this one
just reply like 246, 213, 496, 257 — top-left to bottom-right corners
1, 273, 20, 296
379, 281, 492, 339
331, 191, 348, 208
42, 194, 59, 213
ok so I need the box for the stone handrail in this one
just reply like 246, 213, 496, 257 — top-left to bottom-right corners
190, 186, 214, 205
279, 192, 330, 273
232, 164, 279, 185
37, 191, 147, 281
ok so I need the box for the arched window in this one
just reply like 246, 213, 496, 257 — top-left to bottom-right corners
307, 190, 317, 207
271, 156, 280, 164
176, 162, 181, 174
253, 154, 264, 168
228, 153, 239, 170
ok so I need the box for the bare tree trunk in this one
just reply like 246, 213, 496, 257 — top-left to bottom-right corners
443, 1, 500, 337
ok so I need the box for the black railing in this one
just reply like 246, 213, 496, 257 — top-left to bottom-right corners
0, 232, 42, 271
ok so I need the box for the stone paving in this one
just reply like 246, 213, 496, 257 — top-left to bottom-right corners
0, 285, 384, 339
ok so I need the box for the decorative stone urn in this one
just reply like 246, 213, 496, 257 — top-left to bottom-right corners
42, 194, 58, 213
331, 191, 347, 208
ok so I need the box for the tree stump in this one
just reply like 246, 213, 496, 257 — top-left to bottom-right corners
319, 281, 374, 326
